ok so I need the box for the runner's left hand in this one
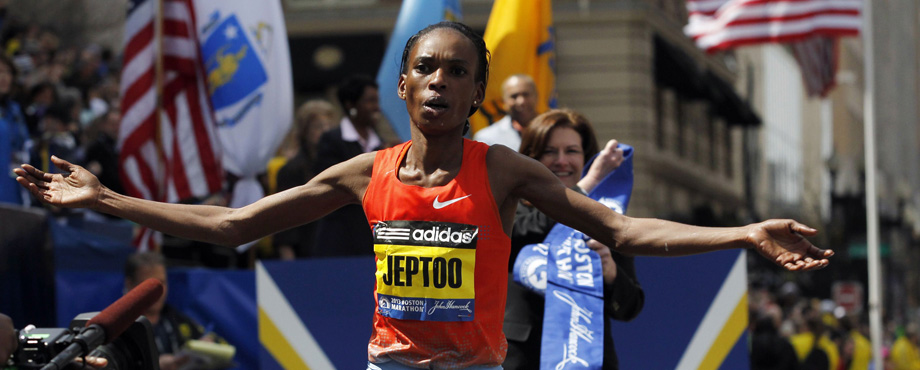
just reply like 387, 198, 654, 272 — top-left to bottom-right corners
748, 219, 832, 271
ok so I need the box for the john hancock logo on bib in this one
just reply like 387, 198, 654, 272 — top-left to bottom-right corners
373, 220, 478, 322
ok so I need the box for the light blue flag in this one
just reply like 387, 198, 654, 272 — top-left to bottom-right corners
377, 0, 461, 141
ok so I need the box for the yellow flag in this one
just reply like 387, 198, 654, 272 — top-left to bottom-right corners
470, 0, 556, 134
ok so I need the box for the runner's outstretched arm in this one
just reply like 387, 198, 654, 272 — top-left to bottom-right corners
487, 148, 833, 271
16, 154, 374, 246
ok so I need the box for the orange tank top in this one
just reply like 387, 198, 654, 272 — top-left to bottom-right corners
362, 139, 511, 369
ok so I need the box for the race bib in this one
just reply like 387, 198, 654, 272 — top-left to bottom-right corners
373, 220, 478, 322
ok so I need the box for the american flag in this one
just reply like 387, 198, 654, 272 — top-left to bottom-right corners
685, 0, 861, 52
791, 36, 838, 97
118, 0, 223, 250
685, 0, 861, 97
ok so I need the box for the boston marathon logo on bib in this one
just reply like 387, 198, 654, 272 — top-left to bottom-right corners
373, 220, 478, 322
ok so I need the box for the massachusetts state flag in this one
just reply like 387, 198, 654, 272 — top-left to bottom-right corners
200, 14, 269, 114
194, 0, 292, 215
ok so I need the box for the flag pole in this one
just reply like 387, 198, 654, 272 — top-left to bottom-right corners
151, 0, 165, 251
861, 1, 883, 369
155, 0, 165, 172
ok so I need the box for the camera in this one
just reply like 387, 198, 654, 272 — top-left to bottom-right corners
8, 327, 70, 368
5, 313, 159, 370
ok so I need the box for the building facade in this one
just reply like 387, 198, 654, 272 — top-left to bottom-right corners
282, 0, 757, 223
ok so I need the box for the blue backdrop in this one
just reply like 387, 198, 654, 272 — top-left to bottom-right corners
56, 268, 257, 370
49, 218, 748, 369
611, 251, 749, 369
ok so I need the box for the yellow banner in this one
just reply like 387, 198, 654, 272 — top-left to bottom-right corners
470, 0, 556, 133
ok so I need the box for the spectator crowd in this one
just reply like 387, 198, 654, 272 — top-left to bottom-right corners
749, 280, 920, 369
1, 17, 122, 210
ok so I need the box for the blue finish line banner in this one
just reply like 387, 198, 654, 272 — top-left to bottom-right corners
56, 268, 257, 370
55, 258, 376, 370
612, 250, 749, 369
50, 218, 747, 369
257, 258, 375, 370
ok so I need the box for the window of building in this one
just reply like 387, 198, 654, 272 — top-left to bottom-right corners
708, 109, 717, 171
655, 85, 665, 150
676, 94, 686, 157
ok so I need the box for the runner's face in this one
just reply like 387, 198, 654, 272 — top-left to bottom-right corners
538, 127, 584, 189
398, 28, 484, 135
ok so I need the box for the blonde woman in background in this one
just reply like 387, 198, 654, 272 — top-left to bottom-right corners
272, 99, 337, 259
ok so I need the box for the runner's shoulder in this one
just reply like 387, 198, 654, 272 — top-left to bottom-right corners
485, 144, 546, 178
316, 152, 376, 181
485, 144, 526, 166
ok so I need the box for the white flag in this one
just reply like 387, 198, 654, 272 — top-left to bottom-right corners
193, 0, 293, 217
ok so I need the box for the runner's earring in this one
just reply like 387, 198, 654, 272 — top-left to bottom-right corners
349, 108, 357, 117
